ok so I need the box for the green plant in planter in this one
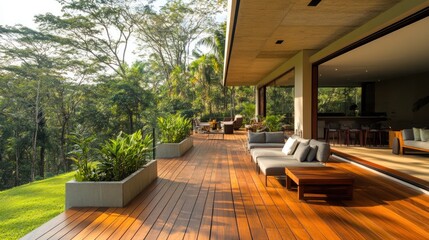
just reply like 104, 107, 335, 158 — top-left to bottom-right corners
264, 115, 285, 132
98, 130, 153, 181
68, 132, 99, 182
158, 113, 192, 143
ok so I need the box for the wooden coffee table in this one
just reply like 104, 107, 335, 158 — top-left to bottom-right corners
285, 167, 354, 200
207, 129, 224, 140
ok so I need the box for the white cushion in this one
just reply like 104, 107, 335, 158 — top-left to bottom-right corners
413, 128, 422, 141
282, 138, 299, 155
420, 129, 429, 142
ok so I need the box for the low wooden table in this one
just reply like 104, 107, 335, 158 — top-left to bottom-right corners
207, 129, 224, 140
285, 167, 354, 200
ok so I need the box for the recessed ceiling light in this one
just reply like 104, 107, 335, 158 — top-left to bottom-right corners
275, 40, 284, 44
308, 0, 322, 7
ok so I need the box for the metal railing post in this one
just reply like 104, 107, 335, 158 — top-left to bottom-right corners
152, 127, 156, 159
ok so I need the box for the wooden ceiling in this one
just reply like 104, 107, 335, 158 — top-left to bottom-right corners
224, 0, 401, 86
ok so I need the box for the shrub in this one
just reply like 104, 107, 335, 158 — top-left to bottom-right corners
264, 115, 285, 132
68, 133, 99, 181
98, 130, 153, 181
69, 130, 153, 182
158, 113, 192, 143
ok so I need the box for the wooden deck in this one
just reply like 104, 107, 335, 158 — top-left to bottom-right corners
24, 132, 429, 239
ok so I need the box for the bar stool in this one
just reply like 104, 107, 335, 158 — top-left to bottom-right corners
347, 123, 363, 146
339, 125, 350, 145
378, 122, 391, 146
325, 122, 340, 145
362, 124, 381, 146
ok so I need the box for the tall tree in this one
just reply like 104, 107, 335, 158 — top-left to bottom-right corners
36, 0, 140, 79
0, 26, 60, 180
134, 0, 220, 87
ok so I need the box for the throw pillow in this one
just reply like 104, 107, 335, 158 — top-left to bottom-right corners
420, 129, 429, 142
413, 128, 421, 141
306, 145, 318, 162
265, 132, 285, 143
402, 129, 414, 141
248, 132, 265, 143
282, 137, 299, 155
293, 143, 311, 162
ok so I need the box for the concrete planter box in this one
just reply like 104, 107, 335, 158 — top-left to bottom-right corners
156, 137, 193, 158
65, 160, 157, 209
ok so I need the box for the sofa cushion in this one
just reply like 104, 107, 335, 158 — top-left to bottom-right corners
404, 140, 429, 149
309, 139, 331, 163
402, 129, 414, 141
250, 148, 286, 163
248, 143, 284, 150
413, 128, 422, 141
420, 129, 429, 142
258, 158, 323, 176
248, 132, 265, 143
306, 145, 318, 162
265, 132, 285, 143
282, 138, 299, 155
293, 143, 310, 162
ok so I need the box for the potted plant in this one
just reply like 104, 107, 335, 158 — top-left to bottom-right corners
156, 113, 193, 158
65, 130, 157, 209
210, 119, 217, 130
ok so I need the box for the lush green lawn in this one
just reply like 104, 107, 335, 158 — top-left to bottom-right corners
0, 172, 75, 240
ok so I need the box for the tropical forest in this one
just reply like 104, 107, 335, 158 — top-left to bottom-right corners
0, 0, 256, 190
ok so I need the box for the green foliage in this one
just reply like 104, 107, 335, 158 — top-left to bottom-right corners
158, 113, 192, 143
0, 172, 74, 239
98, 130, 153, 181
0, 0, 249, 192
68, 131, 99, 181
264, 115, 285, 132
318, 87, 361, 115
239, 102, 256, 124
267, 86, 294, 117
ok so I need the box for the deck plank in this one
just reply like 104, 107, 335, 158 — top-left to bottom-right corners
23, 132, 429, 240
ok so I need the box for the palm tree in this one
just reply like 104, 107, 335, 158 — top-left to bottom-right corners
197, 22, 226, 72
196, 23, 232, 113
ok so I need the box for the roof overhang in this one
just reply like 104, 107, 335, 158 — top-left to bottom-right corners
223, 0, 429, 87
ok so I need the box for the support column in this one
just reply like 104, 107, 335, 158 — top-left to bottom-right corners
294, 50, 313, 138
256, 86, 266, 117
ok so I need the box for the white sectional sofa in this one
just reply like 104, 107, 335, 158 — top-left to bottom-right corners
249, 135, 331, 185
399, 128, 429, 154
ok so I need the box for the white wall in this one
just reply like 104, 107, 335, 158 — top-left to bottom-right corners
375, 71, 429, 129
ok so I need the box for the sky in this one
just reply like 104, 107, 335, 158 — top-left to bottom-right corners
0, 0, 224, 63
0, 0, 62, 28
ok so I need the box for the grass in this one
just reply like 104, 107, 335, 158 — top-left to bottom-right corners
0, 172, 75, 240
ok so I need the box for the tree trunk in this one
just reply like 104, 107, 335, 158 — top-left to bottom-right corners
39, 145, 45, 178
32, 79, 41, 181
230, 86, 235, 117
60, 120, 68, 172
15, 148, 19, 187
223, 86, 228, 110
129, 111, 134, 133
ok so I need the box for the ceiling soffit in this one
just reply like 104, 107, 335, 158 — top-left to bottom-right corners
224, 0, 401, 86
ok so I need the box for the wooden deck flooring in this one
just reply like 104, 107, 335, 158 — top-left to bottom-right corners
24, 131, 429, 239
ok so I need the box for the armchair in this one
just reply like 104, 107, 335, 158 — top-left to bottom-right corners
233, 115, 243, 130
